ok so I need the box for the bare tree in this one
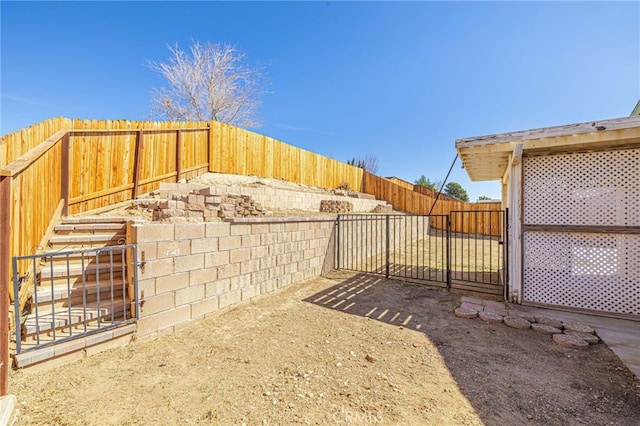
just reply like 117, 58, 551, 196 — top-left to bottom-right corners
347, 154, 380, 174
148, 41, 268, 127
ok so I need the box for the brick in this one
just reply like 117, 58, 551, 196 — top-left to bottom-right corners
140, 258, 174, 279
143, 292, 176, 315
241, 234, 261, 248
206, 279, 230, 296
156, 272, 189, 294
157, 305, 191, 330
175, 222, 205, 239
219, 289, 242, 309
191, 296, 219, 319
241, 284, 260, 301
241, 259, 260, 275
134, 224, 174, 242
157, 240, 191, 258
206, 222, 231, 237
191, 237, 219, 254
217, 263, 241, 279
190, 267, 219, 286
219, 236, 241, 251
205, 251, 230, 267
175, 284, 205, 306
230, 248, 251, 263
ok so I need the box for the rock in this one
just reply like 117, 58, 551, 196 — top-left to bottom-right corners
532, 323, 562, 335
534, 315, 563, 329
562, 322, 595, 335
454, 307, 478, 319
553, 333, 589, 350
564, 331, 599, 344
504, 316, 531, 330
365, 354, 376, 363
479, 311, 503, 324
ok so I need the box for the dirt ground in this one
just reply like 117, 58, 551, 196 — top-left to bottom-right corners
9, 271, 640, 425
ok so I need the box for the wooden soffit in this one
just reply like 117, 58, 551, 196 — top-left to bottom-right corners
455, 115, 640, 181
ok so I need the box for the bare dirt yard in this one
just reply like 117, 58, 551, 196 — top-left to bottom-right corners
9, 270, 640, 425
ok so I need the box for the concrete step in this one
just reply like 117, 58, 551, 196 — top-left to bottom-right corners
61, 217, 128, 224
48, 233, 127, 248
33, 279, 126, 305
54, 223, 126, 234
39, 262, 124, 279
22, 297, 129, 336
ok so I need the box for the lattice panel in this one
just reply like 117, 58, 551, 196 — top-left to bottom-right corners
523, 149, 640, 226
523, 232, 640, 315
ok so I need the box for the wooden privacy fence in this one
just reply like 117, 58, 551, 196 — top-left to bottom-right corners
362, 172, 503, 236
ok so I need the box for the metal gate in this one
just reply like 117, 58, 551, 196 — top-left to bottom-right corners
336, 210, 507, 297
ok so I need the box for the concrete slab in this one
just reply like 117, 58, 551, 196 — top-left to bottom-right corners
524, 307, 640, 381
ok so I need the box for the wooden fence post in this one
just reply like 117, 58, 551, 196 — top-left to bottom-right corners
132, 130, 143, 199
176, 129, 182, 182
61, 132, 70, 216
0, 175, 11, 395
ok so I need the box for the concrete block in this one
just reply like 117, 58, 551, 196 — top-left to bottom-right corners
230, 248, 251, 264
241, 234, 261, 248
175, 284, 205, 306
140, 258, 174, 279
156, 272, 189, 294
219, 235, 241, 251
174, 254, 204, 273
230, 224, 252, 236
206, 279, 230, 296
191, 296, 219, 319
157, 240, 191, 258
260, 279, 277, 295
260, 255, 277, 269
251, 245, 269, 259
251, 224, 270, 234
261, 233, 278, 245
217, 263, 241, 279
206, 222, 231, 237
53, 337, 86, 356
136, 315, 160, 337
205, 251, 230, 267
134, 224, 174, 242
219, 289, 242, 309
137, 278, 157, 298
142, 292, 175, 315
175, 222, 205, 239
191, 237, 219, 254
137, 242, 158, 261
157, 305, 191, 331
189, 267, 219, 286
229, 274, 252, 290
241, 259, 260, 275
241, 284, 260, 301
269, 223, 284, 233
276, 253, 292, 266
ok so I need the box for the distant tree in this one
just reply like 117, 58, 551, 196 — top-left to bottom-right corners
477, 195, 492, 201
444, 182, 469, 202
414, 175, 438, 191
347, 155, 380, 174
147, 41, 268, 127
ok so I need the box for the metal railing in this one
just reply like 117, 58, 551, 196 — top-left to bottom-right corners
336, 212, 507, 292
12, 244, 139, 354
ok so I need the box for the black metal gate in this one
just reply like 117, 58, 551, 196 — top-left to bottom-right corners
336, 210, 507, 298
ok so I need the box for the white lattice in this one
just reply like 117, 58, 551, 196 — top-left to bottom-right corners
523, 149, 640, 226
523, 232, 640, 315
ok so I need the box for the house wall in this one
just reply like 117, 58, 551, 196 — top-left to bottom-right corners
130, 218, 336, 338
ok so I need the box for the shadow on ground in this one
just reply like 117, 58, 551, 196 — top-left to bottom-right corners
304, 270, 640, 426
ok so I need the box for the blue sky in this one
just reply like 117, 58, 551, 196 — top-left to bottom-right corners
2, 1, 639, 201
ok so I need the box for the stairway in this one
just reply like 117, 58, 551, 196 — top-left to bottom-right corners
14, 217, 138, 367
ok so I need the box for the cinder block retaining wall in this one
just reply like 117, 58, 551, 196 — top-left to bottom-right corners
159, 182, 388, 213
131, 217, 336, 338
